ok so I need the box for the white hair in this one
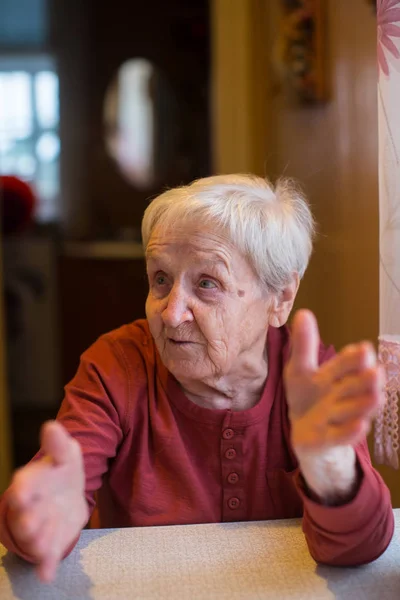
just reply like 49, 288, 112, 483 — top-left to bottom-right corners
141, 174, 315, 293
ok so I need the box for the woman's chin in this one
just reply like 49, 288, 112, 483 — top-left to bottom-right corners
163, 354, 207, 382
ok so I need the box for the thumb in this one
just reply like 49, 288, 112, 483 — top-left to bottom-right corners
40, 421, 74, 467
289, 309, 320, 374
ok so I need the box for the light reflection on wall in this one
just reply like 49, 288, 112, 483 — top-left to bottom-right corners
104, 59, 155, 190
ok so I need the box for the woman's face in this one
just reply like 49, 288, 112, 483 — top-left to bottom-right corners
145, 222, 274, 384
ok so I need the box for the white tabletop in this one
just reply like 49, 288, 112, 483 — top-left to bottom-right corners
1, 510, 400, 600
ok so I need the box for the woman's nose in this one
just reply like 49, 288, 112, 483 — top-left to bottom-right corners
161, 285, 194, 328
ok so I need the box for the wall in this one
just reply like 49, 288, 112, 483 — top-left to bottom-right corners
212, 0, 400, 505
211, 0, 271, 175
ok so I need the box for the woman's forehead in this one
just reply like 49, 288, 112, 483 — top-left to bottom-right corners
146, 242, 232, 272
147, 239, 264, 289
149, 220, 229, 243
145, 223, 261, 282
147, 223, 233, 258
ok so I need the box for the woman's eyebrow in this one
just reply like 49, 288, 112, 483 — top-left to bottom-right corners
207, 258, 230, 275
145, 252, 231, 276
145, 249, 159, 260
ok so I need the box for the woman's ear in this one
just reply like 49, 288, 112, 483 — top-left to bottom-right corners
268, 273, 300, 328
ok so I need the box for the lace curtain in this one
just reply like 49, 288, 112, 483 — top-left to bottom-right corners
374, 0, 400, 468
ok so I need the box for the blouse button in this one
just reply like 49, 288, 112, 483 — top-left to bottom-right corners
222, 428, 234, 440
227, 472, 239, 484
228, 497, 240, 510
224, 448, 236, 460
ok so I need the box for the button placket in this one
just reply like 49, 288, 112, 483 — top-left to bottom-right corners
221, 416, 245, 521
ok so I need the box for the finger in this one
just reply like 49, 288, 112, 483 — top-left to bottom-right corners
334, 367, 384, 400
289, 309, 320, 373
37, 556, 58, 584
327, 394, 382, 425
41, 421, 74, 467
37, 544, 60, 584
34, 512, 60, 561
36, 517, 64, 583
324, 342, 377, 382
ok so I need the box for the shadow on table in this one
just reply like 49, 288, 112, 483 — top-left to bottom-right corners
316, 564, 400, 600
0, 529, 110, 600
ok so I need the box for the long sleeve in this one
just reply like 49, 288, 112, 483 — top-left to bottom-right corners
0, 333, 130, 561
297, 439, 394, 566
55, 335, 129, 514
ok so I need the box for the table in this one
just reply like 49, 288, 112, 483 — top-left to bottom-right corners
1, 510, 400, 600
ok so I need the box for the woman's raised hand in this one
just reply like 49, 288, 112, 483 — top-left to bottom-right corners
284, 310, 385, 452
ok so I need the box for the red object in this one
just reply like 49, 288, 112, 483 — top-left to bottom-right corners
0, 322, 394, 566
0, 176, 36, 235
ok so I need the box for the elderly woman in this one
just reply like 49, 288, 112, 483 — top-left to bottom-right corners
0, 175, 394, 582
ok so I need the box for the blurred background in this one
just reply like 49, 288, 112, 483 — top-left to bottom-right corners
1, 0, 395, 504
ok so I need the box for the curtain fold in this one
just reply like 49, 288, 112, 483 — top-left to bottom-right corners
374, 0, 400, 468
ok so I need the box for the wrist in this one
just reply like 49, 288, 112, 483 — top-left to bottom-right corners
295, 445, 358, 505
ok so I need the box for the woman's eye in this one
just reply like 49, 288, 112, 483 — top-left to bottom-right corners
199, 279, 217, 289
155, 274, 167, 286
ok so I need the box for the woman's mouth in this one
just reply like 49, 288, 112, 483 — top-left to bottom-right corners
168, 338, 193, 346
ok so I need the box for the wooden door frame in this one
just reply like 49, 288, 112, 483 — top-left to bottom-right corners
210, 0, 273, 175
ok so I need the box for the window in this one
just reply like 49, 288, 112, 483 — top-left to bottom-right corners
0, 55, 60, 223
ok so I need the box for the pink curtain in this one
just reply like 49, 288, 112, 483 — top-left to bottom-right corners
374, 0, 400, 468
